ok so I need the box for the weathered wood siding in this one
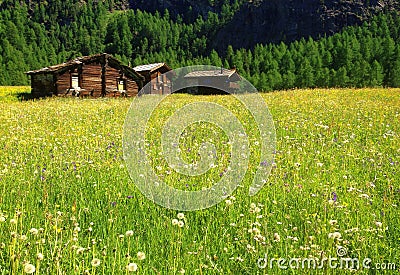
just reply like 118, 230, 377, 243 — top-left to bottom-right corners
146, 71, 171, 95
56, 71, 71, 95
126, 79, 139, 97
82, 63, 102, 96
28, 54, 143, 98
105, 66, 119, 92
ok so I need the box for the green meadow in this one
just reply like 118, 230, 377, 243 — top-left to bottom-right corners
0, 87, 399, 274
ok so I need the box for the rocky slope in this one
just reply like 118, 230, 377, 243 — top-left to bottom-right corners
129, 0, 399, 49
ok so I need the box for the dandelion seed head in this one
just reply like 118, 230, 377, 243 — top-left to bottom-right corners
37, 253, 44, 261
328, 232, 342, 240
23, 263, 36, 274
329, 220, 338, 226
137, 251, 145, 260
126, 262, 138, 272
29, 228, 39, 235
91, 258, 101, 267
177, 213, 185, 220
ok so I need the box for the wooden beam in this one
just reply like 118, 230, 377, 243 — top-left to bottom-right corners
101, 55, 107, 96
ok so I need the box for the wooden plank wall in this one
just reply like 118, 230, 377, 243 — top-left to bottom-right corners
126, 79, 139, 97
33, 61, 140, 98
147, 70, 171, 95
82, 63, 102, 97
56, 71, 71, 95
105, 66, 119, 96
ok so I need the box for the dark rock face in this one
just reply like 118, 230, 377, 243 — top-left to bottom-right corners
213, 0, 382, 50
129, 0, 399, 50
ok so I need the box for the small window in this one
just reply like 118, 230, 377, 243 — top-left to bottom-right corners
71, 73, 80, 88
118, 79, 126, 91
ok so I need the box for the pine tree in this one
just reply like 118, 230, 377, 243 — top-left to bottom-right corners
369, 60, 384, 87
297, 59, 315, 88
388, 45, 400, 87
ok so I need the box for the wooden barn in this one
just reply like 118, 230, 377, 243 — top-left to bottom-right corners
182, 68, 241, 95
26, 53, 144, 98
133, 63, 172, 95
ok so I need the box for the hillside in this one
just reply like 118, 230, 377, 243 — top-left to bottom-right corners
130, 0, 400, 49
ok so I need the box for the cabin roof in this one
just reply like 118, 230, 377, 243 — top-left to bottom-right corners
133, 63, 171, 73
184, 69, 239, 78
26, 53, 144, 81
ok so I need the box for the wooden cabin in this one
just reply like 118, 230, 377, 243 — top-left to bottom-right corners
182, 68, 241, 95
26, 53, 144, 98
133, 63, 172, 95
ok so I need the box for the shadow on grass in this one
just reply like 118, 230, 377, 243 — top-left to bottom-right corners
16, 92, 38, 101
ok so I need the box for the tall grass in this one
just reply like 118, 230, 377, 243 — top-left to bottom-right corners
0, 86, 31, 102
0, 87, 399, 274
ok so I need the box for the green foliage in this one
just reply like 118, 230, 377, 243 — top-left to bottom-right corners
0, 0, 400, 91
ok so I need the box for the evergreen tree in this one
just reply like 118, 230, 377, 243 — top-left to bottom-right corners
369, 60, 384, 87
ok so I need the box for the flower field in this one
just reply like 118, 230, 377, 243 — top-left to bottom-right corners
0, 87, 399, 274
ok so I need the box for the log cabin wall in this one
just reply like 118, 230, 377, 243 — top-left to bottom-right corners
149, 71, 162, 94
142, 72, 152, 83
56, 71, 71, 95
151, 71, 172, 95
126, 79, 139, 97
105, 66, 120, 93
27, 54, 143, 98
82, 63, 102, 96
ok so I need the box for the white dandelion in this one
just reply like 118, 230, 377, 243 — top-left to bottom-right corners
177, 213, 185, 220
29, 228, 39, 235
23, 263, 36, 274
137, 251, 146, 260
91, 258, 101, 267
126, 262, 138, 272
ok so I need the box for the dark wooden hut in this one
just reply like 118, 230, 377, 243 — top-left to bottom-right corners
182, 68, 241, 95
133, 63, 172, 95
26, 53, 144, 98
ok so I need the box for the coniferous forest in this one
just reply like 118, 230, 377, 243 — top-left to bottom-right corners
1, 0, 400, 91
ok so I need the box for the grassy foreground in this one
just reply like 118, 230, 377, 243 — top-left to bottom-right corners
0, 87, 399, 274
